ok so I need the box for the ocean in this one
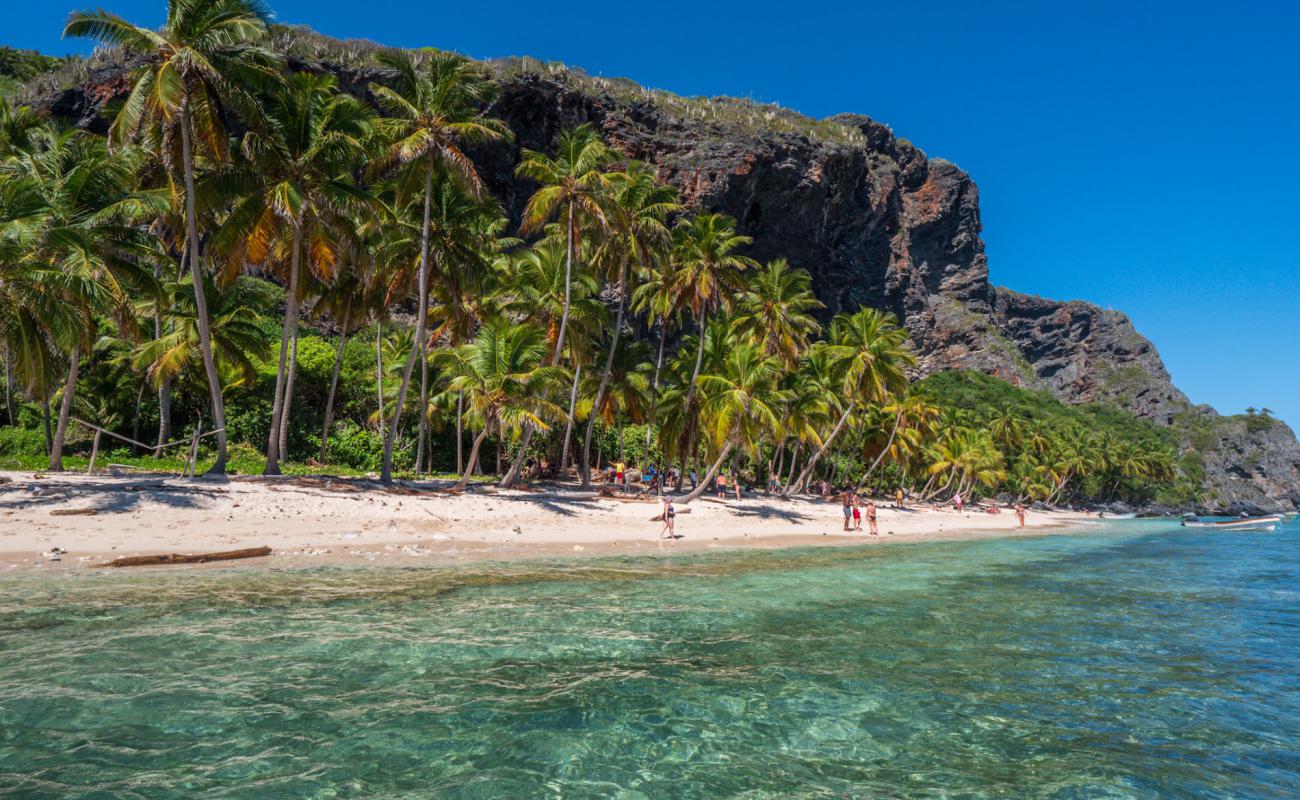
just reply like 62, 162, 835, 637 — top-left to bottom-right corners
2, 517, 1297, 798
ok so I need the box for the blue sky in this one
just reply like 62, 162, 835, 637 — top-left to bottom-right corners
10, 0, 1300, 427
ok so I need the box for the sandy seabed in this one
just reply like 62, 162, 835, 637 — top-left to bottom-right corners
0, 470, 1094, 572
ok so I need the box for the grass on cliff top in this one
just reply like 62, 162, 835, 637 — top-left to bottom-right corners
12, 25, 876, 147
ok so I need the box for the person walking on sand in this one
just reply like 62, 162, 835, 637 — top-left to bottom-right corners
660, 496, 676, 546
1015, 502, 1026, 528
866, 500, 879, 536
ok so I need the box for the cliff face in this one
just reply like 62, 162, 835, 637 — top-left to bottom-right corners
25, 55, 1299, 512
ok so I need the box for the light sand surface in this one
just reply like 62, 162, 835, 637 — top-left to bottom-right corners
0, 470, 1095, 572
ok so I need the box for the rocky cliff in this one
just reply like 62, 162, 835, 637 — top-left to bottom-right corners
18, 41, 1299, 512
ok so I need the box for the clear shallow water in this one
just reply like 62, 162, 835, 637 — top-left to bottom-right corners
1, 519, 1298, 799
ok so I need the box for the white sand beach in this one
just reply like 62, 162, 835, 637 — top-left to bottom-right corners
0, 470, 1095, 571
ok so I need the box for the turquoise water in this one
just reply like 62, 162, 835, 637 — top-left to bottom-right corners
2, 519, 1298, 798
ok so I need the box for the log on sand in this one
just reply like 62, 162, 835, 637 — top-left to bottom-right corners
100, 546, 272, 568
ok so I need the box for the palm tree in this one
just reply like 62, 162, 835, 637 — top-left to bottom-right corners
579, 165, 679, 487
679, 343, 788, 503
732, 258, 822, 366
666, 213, 758, 411
500, 124, 615, 488
369, 49, 510, 483
7, 127, 163, 470
65, 0, 280, 474
215, 71, 373, 473
785, 308, 913, 496
436, 319, 564, 491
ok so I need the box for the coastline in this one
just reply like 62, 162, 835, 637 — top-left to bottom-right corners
0, 470, 1096, 573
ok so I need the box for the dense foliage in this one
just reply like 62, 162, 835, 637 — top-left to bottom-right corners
0, 0, 1199, 506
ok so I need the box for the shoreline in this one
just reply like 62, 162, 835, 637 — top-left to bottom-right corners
0, 470, 1098, 573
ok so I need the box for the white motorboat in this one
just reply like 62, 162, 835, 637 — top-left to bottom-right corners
1181, 515, 1282, 532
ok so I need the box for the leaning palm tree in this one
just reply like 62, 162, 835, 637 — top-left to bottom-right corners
369, 49, 510, 483
436, 319, 565, 491
680, 343, 788, 503
214, 71, 373, 474
64, 0, 281, 474
500, 124, 616, 488
785, 308, 913, 496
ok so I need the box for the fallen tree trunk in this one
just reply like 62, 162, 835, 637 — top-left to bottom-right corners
100, 546, 272, 568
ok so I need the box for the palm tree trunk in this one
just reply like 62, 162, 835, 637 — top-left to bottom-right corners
375, 322, 384, 436
131, 381, 146, 456
264, 225, 303, 475
381, 161, 435, 483
49, 341, 80, 472
645, 317, 666, 452
180, 104, 227, 475
416, 333, 429, 474
3, 345, 14, 425
559, 362, 582, 478
455, 390, 464, 474
860, 408, 905, 487
319, 304, 351, 462
279, 325, 299, 461
784, 401, 855, 497
785, 440, 802, 488
454, 424, 492, 491
581, 264, 626, 488
680, 437, 736, 503
500, 203, 579, 489
41, 397, 53, 455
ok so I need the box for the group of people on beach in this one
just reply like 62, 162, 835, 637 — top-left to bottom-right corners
839, 489, 880, 535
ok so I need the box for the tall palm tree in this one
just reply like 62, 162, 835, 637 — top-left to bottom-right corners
500, 124, 615, 488
785, 308, 913, 496
579, 165, 679, 487
65, 0, 280, 474
369, 49, 510, 483
436, 319, 564, 491
215, 71, 373, 473
666, 213, 758, 410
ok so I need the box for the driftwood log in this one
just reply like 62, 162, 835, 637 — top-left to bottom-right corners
50, 508, 99, 516
100, 546, 272, 568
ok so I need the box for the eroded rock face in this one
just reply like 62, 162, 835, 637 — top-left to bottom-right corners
29, 61, 1298, 511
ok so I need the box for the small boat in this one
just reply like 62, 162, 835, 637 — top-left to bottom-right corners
1181, 515, 1282, 532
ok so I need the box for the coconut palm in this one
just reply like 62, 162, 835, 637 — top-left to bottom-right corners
732, 258, 822, 366
499, 124, 616, 487
369, 49, 510, 483
64, 0, 280, 473
785, 308, 913, 496
214, 71, 372, 473
679, 343, 788, 503
579, 165, 679, 487
436, 319, 565, 491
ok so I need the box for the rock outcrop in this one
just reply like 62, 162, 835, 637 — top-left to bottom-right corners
19, 45, 1298, 512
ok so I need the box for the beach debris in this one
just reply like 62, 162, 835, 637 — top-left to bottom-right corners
49, 508, 98, 516
99, 546, 272, 568
45, 547, 65, 561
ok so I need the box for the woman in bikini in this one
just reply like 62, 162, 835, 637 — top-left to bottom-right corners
661, 497, 676, 546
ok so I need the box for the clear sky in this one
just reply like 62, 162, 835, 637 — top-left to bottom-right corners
10, 0, 1300, 427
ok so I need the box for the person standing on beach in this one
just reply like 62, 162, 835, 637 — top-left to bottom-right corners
716, 473, 728, 499
866, 500, 879, 536
954, 491, 964, 513
840, 489, 854, 531
1015, 502, 1026, 528
661, 496, 676, 546
895, 487, 905, 509
852, 496, 862, 531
